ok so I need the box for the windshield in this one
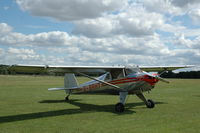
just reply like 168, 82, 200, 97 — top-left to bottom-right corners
125, 67, 141, 76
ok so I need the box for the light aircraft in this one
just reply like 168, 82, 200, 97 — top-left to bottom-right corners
9, 64, 193, 112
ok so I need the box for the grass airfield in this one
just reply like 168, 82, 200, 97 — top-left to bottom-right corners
0, 75, 199, 133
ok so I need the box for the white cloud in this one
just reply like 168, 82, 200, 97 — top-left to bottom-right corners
73, 6, 165, 37
27, 31, 71, 46
139, 0, 200, 19
0, 23, 12, 34
188, 9, 200, 24
8, 47, 35, 55
171, 0, 200, 7
72, 17, 115, 38
0, 22, 199, 66
140, 0, 181, 15
16, 0, 127, 21
0, 24, 72, 46
0, 47, 65, 65
174, 34, 200, 49
115, 7, 164, 36
0, 48, 4, 55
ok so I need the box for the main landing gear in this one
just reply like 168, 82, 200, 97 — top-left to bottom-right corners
115, 103, 125, 112
136, 93, 155, 108
65, 95, 69, 101
115, 92, 155, 113
146, 99, 155, 108
65, 90, 71, 101
115, 92, 127, 113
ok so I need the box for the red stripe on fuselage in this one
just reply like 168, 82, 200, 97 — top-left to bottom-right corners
77, 75, 158, 92
109, 77, 141, 83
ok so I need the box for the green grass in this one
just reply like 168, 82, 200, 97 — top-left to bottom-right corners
0, 75, 200, 133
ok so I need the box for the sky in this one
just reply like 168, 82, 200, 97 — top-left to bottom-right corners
0, 0, 200, 67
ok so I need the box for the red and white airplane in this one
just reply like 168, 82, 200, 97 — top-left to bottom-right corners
9, 64, 193, 112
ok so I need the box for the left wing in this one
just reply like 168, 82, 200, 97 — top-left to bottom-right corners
8, 64, 125, 74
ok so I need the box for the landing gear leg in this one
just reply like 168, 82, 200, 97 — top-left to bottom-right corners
65, 90, 71, 101
136, 93, 155, 108
115, 92, 128, 113
65, 95, 70, 101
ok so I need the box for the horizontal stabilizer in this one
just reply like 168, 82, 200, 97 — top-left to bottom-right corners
48, 88, 65, 91
48, 86, 79, 91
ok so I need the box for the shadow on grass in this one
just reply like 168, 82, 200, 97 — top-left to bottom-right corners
0, 99, 165, 124
195, 95, 200, 97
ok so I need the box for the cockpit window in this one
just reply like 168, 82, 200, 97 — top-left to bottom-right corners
125, 67, 141, 76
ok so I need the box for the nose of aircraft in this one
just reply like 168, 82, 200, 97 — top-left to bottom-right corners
145, 72, 170, 83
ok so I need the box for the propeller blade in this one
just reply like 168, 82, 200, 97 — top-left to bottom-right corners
155, 76, 170, 83
143, 71, 170, 83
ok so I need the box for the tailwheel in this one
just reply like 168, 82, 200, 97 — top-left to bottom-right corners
115, 103, 125, 113
146, 99, 155, 108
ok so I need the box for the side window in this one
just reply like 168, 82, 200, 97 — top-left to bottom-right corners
125, 68, 137, 76
105, 72, 112, 81
110, 69, 125, 79
125, 68, 133, 76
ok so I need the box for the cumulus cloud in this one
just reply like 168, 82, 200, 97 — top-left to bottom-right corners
72, 17, 115, 38
0, 23, 168, 56
0, 48, 4, 55
188, 9, 200, 24
0, 47, 65, 65
171, 0, 200, 7
140, 0, 181, 14
0, 23, 12, 34
0, 23, 72, 46
73, 7, 165, 37
0, 22, 199, 66
16, 0, 171, 38
174, 34, 200, 49
2, 47, 39, 64
16, 0, 127, 21
3, 0, 200, 68
140, 0, 200, 17
8, 47, 35, 55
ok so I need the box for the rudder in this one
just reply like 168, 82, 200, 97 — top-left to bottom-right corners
64, 73, 78, 89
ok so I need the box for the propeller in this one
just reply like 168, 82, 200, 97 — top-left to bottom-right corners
155, 75, 170, 83
143, 71, 170, 83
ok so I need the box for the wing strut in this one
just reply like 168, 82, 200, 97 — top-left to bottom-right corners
77, 72, 120, 89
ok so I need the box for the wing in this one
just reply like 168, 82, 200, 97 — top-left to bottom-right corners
8, 64, 194, 74
8, 64, 125, 74
140, 65, 194, 72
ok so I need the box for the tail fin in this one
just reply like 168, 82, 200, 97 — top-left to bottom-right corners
64, 73, 78, 89
48, 73, 78, 92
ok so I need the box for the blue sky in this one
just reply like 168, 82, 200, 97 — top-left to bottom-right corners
0, 0, 74, 34
0, 0, 200, 68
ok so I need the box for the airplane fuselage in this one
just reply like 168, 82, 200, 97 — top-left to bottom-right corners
72, 70, 159, 95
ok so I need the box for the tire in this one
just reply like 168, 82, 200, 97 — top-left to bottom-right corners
115, 103, 125, 112
65, 96, 69, 101
146, 99, 155, 108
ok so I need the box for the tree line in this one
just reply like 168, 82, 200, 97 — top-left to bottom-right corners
161, 71, 200, 79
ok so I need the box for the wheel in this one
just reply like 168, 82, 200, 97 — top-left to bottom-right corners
65, 96, 69, 101
115, 103, 125, 112
146, 99, 155, 108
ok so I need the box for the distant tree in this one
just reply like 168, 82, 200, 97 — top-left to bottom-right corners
0, 65, 9, 75
162, 71, 200, 79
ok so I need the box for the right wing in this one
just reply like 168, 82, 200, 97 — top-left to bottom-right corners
140, 65, 194, 72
